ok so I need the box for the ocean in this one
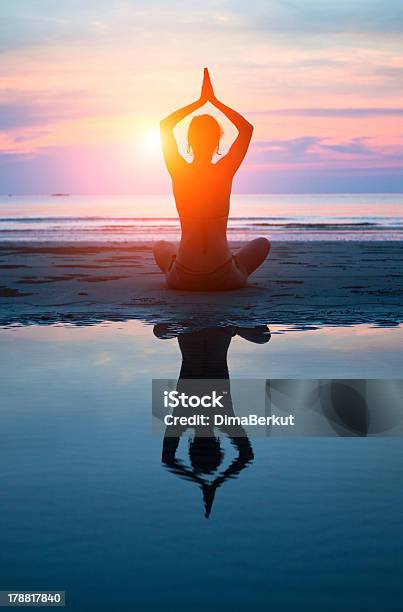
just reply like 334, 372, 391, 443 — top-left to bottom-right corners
1, 193, 403, 242
1, 321, 402, 611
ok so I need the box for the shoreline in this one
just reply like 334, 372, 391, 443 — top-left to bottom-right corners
1, 240, 402, 329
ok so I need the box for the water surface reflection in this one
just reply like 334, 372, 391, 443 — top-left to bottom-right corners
154, 324, 270, 517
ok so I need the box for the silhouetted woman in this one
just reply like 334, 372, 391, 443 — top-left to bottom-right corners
153, 68, 270, 291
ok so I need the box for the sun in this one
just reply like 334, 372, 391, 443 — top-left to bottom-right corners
141, 128, 161, 153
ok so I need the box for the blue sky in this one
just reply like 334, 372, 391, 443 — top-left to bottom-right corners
0, 0, 402, 193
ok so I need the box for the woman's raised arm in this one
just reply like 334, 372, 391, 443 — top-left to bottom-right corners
160, 100, 201, 175
204, 68, 254, 174
160, 72, 210, 175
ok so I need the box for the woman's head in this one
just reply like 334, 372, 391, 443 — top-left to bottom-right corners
189, 436, 223, 474
187, 114, 223, 160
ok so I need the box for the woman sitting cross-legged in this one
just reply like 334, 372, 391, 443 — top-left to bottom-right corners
154, 68, 270, 291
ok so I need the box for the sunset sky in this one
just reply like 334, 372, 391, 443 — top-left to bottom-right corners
1, 0, 402, 194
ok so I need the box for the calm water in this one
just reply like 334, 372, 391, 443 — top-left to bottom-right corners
1, 194, 403, 241
1, 321, 403, 611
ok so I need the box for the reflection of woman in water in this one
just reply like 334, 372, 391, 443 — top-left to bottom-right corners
154, 324, 270, 517
153, 68, 270, 291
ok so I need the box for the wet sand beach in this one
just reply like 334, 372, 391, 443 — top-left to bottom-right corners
0, 240, 402, 329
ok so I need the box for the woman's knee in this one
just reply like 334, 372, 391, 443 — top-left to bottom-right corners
153, 240, 170, 256
254, 237, 271, 257
153, 241, 177, 263
153, 240, 176, 274
235, 236, 270, 277
246, 237, 270, 264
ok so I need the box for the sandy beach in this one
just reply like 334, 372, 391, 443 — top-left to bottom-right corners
1, 240, 402, 329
